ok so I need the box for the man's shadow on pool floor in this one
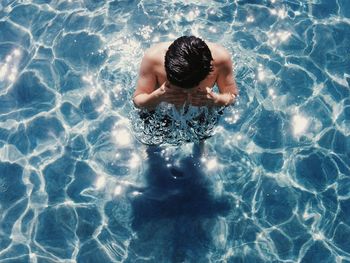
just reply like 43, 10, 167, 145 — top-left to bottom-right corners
128, 143, 232, 261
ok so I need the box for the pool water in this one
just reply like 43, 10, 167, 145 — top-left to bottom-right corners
0, 0, 350, 262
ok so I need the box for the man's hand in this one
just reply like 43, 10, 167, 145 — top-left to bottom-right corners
189, 87, 219, 107
189, 87, 236, 107
157, 82, 188, 106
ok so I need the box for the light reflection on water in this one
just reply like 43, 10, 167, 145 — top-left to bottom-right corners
0, 48, 21, 83
292, 114, 309, 136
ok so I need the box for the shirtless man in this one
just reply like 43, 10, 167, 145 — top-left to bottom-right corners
133, 36, 238, 110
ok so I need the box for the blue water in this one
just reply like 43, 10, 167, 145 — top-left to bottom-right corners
0, 0, 350, 262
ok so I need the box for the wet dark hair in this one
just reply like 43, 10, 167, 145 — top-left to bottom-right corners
164, 36, 213, 89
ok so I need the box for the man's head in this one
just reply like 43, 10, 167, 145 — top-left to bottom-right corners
164, 36, 213, 89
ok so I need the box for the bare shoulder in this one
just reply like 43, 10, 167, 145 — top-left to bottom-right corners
142, 42, 170, 65
208, 42, 232, 66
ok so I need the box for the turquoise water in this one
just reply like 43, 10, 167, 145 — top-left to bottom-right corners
0, 0, 350, 262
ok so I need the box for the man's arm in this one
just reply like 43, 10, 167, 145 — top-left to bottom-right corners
188, 46, 238, 107
133, 51, 162, 110
215, 48, 239, 106
133, 50, 187, 110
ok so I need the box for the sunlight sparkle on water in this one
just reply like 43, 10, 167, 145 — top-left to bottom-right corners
187, 9, 200, 21
292, 115, 309, 136
113, 129, 132, 146
278, 9, 288, 19
0, 49, 21, 82
209, 26, 217, 33
82, 74, 94, 85
139, 25, 153, 39
270, 8, 287, 19
13, 48, 21, 57
96, 95, 110, 113
8, 73, 16, 82
268, 31, 291, 46
312, 232, 324, 241
206, 158, 218, 171
96, 176, 106, 189
132, 191, 142, 196
269, 89, 277, 99
209, 9, 216, 15
257, 66, 266, 81
174, 13, 181, 22
276, 31, 291, 42
0, 64, 8, 80
246, 16, 254, 22
113, 83, 122, 93
114, 185, 123, 195
129, 153, 141, 168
